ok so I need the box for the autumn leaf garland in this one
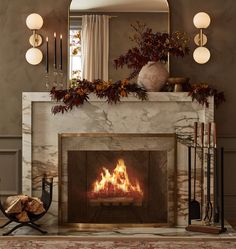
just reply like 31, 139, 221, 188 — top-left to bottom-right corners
50, 79, 148, 114
188, 83, 225, 108
50, 81, 225, 114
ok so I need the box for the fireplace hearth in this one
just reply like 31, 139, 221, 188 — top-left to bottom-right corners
59, 133, 176, 226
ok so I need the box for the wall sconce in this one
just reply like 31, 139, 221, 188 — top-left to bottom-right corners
193, 12, 211, 64
25, 13, 44, 65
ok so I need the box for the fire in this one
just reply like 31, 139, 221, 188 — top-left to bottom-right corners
88, 159, 143, 201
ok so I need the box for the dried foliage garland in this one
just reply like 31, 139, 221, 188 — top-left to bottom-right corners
188, 83, 225, 108
50, 79, 147, 114
50, 81, 225, 114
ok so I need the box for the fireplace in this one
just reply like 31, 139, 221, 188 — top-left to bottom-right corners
59, 133, 176, 226
23, 92, 214, 226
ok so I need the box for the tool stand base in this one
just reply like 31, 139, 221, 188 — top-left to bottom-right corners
186, 225, 227, 234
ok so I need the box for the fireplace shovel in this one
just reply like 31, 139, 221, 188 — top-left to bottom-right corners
190, 122, 201, 220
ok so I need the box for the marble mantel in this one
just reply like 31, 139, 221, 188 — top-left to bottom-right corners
22, 92, 214, 226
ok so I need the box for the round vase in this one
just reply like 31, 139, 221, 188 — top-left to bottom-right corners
137, 61, 169, 92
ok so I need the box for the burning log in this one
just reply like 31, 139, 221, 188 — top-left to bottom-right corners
89, 197, 142, 207
88, 159, 143, 206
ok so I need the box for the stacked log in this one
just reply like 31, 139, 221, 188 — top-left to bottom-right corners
4, 195, 45, 222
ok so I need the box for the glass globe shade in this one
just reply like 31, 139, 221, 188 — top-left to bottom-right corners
193, 47, 211, 64
25, 48, 43, 65
193, 12, 211, 29
26, 13, 43, 30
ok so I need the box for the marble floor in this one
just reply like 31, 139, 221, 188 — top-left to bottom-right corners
1, 220, 236, 249
1, 219, 236, 238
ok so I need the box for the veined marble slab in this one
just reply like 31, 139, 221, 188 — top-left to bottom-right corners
22, 92, 214, 226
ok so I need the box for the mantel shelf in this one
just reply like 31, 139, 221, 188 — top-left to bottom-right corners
23, 91, 202, 103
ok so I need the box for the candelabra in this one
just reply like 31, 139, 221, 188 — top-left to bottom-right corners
44, 69, 64, 90
44, 33, 64, 90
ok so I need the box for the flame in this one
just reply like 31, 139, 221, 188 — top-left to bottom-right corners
89, 159, 143, 200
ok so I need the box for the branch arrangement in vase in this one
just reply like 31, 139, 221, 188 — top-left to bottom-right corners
113, 21, 190, 80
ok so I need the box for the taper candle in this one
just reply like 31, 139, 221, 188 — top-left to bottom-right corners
46, 37, 49, 73
213, 122, 217, 148
60, 34, 62, 70
54, 32, 57, 69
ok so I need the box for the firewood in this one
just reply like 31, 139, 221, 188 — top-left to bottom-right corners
4, 195, 45, 221
89, 197, 142, 206
5, 197, 22, 214
18, 195, 29, 204
15, 211, 30, 222
25, 197, 45, 215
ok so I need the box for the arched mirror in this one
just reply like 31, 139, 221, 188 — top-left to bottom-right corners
69, 0, 169, 82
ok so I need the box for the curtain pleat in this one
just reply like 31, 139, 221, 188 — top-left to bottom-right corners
81, 15, 109, 81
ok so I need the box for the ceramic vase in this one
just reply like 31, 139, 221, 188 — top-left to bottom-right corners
137, 61, 169, 92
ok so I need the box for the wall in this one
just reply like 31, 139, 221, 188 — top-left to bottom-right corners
0, 136, 21, 195
169, 0, 236, 136
0, 0, 70, 220
168, 0, 236, 220
0, 0, 235, 220
0, 0, 70, 135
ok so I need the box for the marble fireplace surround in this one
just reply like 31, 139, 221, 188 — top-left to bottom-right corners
22, 92, 214, 226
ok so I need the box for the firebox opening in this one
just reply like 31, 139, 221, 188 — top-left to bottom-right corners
67, 150, 168, 224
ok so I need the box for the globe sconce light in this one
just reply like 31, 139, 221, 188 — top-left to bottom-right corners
25, 13, 44, 65
25, 47, 43, 65
193, 12, 211, 64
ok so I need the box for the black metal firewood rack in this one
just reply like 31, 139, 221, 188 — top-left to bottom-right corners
0, 177, 53, 236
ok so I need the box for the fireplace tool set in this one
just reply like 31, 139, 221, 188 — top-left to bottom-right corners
186, 122, 227, 234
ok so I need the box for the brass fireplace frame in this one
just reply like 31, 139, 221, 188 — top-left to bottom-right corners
58, 133, 177, 228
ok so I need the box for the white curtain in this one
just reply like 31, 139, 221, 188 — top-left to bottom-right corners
81, 15, 109, 81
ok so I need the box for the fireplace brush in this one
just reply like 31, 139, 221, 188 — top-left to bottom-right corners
203, 122, 213, 223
